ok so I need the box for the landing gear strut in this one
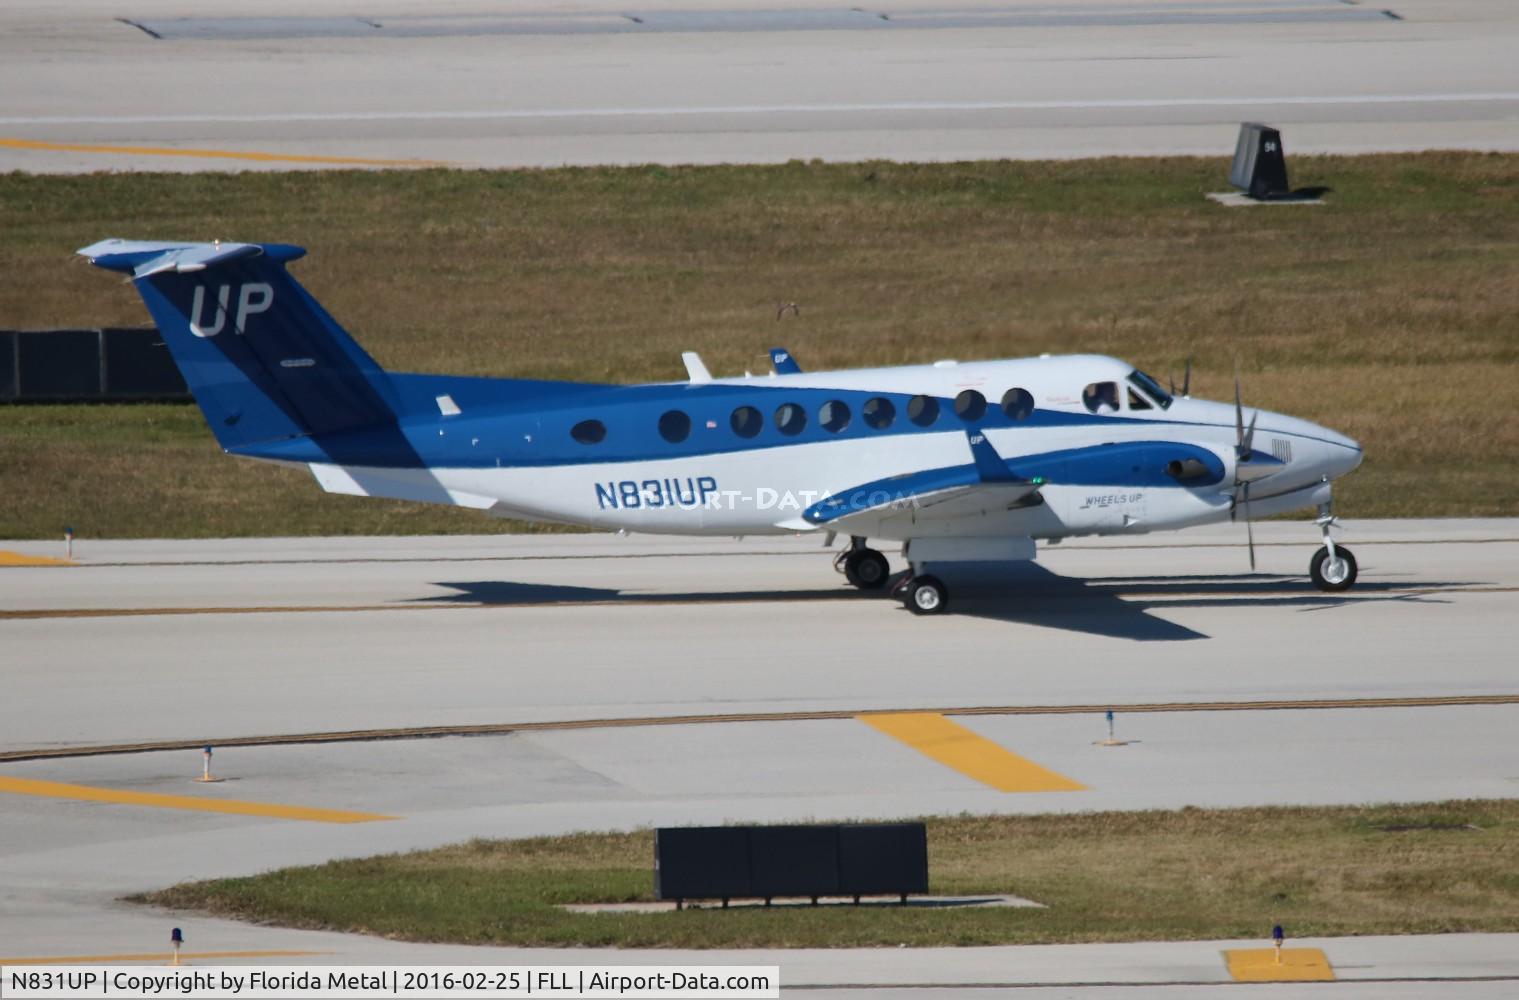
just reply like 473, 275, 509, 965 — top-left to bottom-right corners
1309, 501, 1357, 592
837, 537, 890, 590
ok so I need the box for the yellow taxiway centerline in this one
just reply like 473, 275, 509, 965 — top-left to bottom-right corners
0, 551, 72, 567
0, 776, 394, 824
0, 950, 327, 966
0, 136, 445, 168
1224, 947, 1336, 981
859, 712, 1086, 792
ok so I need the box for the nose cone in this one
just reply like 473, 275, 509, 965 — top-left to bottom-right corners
1286, 417, 1362, 481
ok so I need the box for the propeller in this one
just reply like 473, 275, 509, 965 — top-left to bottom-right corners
1232, 368, 1260, 570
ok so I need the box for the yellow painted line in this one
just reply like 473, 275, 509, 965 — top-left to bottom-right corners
0, 950, 326, 966
0, 136, 446, 168
0, 550, 72, 567
859, 712, 1086, 792
1224, 947, 1336, 982
0, 776, 394, 824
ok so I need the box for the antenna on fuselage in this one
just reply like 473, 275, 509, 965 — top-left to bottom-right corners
1170, 357, 1192, 398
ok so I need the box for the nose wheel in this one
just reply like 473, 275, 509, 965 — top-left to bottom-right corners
1310, 502, 1358, 592
1310, 545, 1357, 591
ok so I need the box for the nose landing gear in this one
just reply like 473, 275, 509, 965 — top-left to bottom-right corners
1309, 503, 1357, 592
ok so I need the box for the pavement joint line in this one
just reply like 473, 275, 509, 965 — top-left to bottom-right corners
859, 712, 1086, 792
2, 584, 1513, 620
2, 694, 1512, 763
0, 775, 397, 823
4, 535, 1513, 571
0, 136, 447, 168
782, 976, 1519, 990
0, 950, 328, 965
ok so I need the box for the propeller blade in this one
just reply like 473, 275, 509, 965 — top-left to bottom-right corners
1182, 357, 1192, 397
1244, 483, 1256, 570
1234, 371, 1245, 452
1243, 409, 1259, 459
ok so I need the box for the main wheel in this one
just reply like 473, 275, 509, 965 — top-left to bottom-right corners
1309, 545, 1357, 592
844, 549, 891, 590
906, 575, 949, 615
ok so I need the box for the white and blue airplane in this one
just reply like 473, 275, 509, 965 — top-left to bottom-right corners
78, 238, 1364, 615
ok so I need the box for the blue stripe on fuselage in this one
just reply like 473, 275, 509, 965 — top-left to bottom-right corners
232, 378, 1227, 479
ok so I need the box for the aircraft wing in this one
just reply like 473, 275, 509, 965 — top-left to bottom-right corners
788, 431, 1040, 533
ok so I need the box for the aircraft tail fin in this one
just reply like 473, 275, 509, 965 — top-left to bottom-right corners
78, 239, 397, 450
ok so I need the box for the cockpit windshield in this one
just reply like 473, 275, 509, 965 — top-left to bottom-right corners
1127, 369, 1173, 410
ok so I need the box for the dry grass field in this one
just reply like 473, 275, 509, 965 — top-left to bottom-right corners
2, 154, 1517, 538
141, 800, 1519, 948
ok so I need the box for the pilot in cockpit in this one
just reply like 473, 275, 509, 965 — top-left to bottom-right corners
1083, 381, 1119, 414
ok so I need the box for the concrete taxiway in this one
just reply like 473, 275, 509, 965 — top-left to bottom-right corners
2, 0, 1517, 171
1, 519, 1517, 989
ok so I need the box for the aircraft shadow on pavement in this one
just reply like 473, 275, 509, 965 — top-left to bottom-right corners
418, 565, 1470, 644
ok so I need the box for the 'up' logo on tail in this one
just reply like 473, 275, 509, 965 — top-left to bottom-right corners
190, 283, 274, 338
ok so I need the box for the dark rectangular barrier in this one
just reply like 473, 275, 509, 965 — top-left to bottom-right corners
838, 824, 928, 897
654, 823, 928, 906
0, 332, 15, 400
1, 328, 190, 402
17, 329, 101, 398
101, 327, 187, 398
655, 826, 753, 902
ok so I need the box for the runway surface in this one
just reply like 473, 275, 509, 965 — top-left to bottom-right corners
1, 519, 1517, 988
2, 0, 1517, 171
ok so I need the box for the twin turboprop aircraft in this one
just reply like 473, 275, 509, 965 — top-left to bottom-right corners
79, 238, 1364, 615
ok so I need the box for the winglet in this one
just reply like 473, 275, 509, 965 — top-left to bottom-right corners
966, 430, 1022, 484
682, 351, 712, 383
769, 347, 802, 374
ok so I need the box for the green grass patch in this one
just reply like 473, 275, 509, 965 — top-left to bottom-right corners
138, 800, 1519, 948
3, 154, 1518, 537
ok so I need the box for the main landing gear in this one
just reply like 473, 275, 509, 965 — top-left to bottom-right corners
834, 536, 948, 614
1309, 502, 1358, 592
835, 537, 891, 590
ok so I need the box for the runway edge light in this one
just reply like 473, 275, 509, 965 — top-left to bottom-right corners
1273, 924, 1285, 964
170, 927, 183, 966
196, 746, 224, 783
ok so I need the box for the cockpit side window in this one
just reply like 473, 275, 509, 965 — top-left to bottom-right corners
1082, 381, 1120, 414
1127, 386, 1154, 411
1127, 369, 1173, 409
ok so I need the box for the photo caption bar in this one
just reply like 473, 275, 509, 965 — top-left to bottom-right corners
0, 966, 779, 999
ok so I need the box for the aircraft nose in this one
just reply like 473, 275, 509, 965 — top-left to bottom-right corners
1315, 424, 1363, 479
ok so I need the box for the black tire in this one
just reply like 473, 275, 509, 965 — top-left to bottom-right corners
844, 549, 891, 590
906, 575, 949, 615
1309, 545, 1357, 592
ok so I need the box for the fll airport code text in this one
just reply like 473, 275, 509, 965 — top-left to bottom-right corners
0, 966, 780, 999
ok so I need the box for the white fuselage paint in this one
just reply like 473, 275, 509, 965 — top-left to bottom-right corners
306, 355, 1363, 543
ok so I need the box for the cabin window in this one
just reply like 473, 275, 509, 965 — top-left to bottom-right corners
659, 409, 691, 443
1001, 387, 1034, 420
1127, 387, 1154, 411
954, 389, 987, 421
819, 399, 851, 433
907, 394, 939, 426
774, 402, 807, 436
1082, 381, 1120, 414
731, 405, 763, 439
862, 397, 896, 429
570, 419, 606, 444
